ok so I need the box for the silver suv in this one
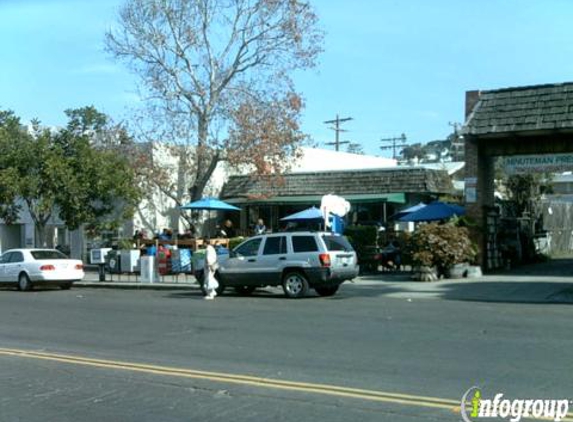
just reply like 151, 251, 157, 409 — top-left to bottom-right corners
214, 231, 359, 298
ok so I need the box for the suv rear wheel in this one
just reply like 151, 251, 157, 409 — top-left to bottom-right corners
315, 285, 339, 297
282, 271, 309, 298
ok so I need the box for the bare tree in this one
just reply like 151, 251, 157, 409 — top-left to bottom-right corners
105, 0, 323, 201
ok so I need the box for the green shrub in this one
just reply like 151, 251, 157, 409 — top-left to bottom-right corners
228, 236, 245, 250
407, 222, 476, 275
117, 238, 135, 250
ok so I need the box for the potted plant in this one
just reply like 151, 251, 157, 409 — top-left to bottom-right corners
407, 222, 477, 281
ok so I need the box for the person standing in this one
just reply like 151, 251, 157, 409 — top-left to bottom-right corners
203, 240, 219, 300
254, 218, 266, 235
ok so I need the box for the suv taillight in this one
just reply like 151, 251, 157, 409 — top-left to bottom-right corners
319, 253, 331, 267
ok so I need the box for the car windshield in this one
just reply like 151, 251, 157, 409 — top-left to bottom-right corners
321, 235, 354, 252
31, 250, 68, 260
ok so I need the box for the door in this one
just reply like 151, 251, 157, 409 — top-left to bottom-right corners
5, 251, 24, 282
0, 252, 13, 282
257, 235, 288, 285
219, 238, 263, 286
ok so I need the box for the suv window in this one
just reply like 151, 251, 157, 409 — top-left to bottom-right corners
263, 236, 287, 255
292, 236, 319, 253
322, 235, 354, 252
234, 238, 262, 257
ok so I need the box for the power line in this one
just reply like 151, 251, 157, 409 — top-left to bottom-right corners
324, 114, 353, 151
379, 133, 407, 159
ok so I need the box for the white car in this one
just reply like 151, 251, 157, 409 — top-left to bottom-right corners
0, 248, 85, 291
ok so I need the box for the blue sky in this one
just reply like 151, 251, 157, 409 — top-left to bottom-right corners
2, 0, 573, 156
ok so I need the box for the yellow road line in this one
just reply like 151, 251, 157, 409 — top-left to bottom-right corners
1, 347, 572, 421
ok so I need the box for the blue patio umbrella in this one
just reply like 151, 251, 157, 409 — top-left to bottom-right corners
180, 197, 240, 237
391, 202, 426, 220
398, 201, 465, 222
180, 197, 241, 211
280, 207, 323, 221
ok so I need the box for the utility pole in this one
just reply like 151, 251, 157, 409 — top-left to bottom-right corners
448, 121, 465, 161
324, 114, 353, 151
379, 133, 407, 159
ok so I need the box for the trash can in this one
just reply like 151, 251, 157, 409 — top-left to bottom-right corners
140, 255, 158, 283
120, 249, 141, 273
192, 249, 206, 278
105, 250, 121, 274
157, 249, 171, 275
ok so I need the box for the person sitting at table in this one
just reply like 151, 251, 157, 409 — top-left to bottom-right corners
158, 228, 172, 240
218, 219, 236, 238
381, 238, 401, 270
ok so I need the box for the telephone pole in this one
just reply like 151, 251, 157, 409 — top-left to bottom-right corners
448, 121, 465, 161
324, 114, 353, 151
379, 133, 407, 159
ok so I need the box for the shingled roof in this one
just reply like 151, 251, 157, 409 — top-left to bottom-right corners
221, 167, 453, 201
464, 82, 573, 137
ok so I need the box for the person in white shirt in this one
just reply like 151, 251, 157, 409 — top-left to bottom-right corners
203, 240, 219, 300
254, 218, 266, 235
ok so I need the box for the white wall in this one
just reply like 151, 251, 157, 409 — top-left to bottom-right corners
290, 147, 396, 172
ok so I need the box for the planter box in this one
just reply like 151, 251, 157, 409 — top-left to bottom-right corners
449, 263, 470, 279
412, 266, 438, 282
466, 265, 482, 278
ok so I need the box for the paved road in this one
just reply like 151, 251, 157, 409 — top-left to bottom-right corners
1, 279, 572, 422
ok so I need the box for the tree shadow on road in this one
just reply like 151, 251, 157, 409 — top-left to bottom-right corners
344, 280, 573, 305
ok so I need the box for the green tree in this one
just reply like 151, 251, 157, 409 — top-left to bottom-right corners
0, 108, 142, 246
504, 173, 552, 218
400, 143, 425, 163
0, 111, 25, 223
105, 0, 323, 201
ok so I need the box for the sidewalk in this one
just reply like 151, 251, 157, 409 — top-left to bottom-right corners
75, 271, 199, 290
356, 270, 573, 304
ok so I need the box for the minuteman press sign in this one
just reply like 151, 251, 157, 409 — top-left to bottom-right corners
503, 153, 573, 175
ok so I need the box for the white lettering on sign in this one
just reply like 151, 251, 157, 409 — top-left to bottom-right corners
504, 154, 573, 174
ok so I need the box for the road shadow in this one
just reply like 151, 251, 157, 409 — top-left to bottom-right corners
436, 281, 573, 304
0, 285, 71, 293
165, 288, 294, 300
489, 257, 573, 277
346, 279, 573, 304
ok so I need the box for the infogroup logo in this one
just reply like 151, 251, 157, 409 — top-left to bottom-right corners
461, 386, 571, 422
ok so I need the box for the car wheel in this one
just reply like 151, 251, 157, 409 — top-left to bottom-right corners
18, 273, 33, 292
315, 285, 339, 297
60, 283, 72, 290
234, 286, 256, 296
282, 271, 309, 298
